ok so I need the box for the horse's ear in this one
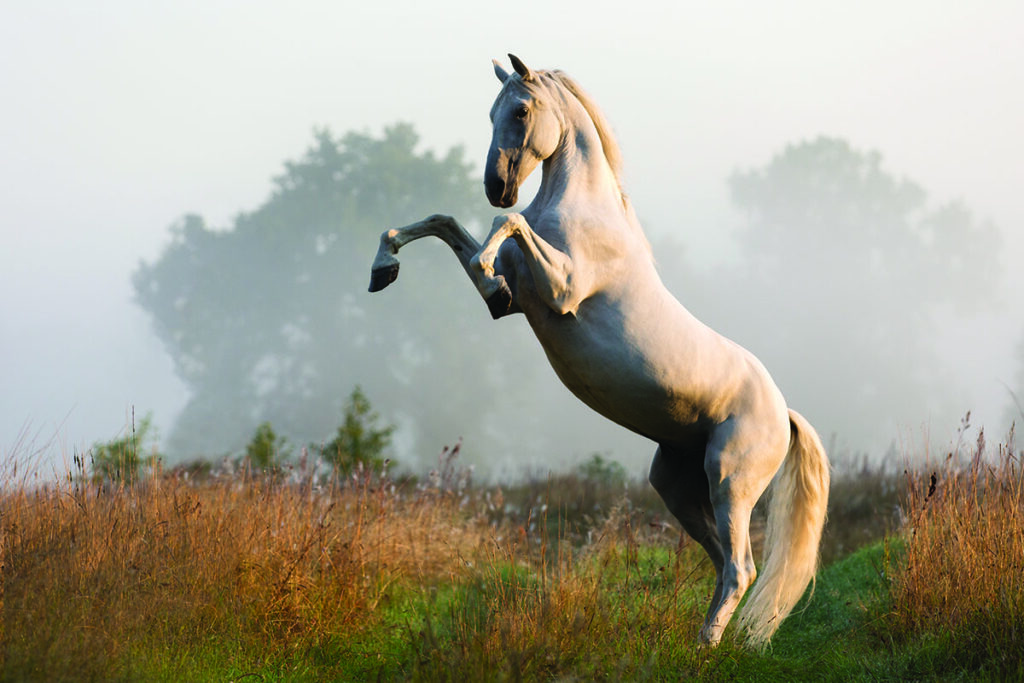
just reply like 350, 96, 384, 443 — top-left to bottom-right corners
508, 54, 534, 82
493, 58, 510, 84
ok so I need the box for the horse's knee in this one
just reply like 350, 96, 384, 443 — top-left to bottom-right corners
470, 247, 498, 281
491, 212, 525, 233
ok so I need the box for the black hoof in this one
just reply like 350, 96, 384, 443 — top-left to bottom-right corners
368, 264, 400, 292
485, 279, 514, 319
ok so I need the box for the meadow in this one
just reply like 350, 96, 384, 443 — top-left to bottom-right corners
1, 430, 1022, 681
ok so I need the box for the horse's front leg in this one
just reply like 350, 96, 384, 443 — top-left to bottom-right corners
370, 214, 481, 291
369, 214, 518, 318
473, 213, 581, 316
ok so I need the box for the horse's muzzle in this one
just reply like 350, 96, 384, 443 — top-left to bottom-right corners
485, 178, 518, 208
485, 148, 519, 207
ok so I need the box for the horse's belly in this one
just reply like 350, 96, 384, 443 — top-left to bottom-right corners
534, 323, 703, 440
557, 373, 679, 439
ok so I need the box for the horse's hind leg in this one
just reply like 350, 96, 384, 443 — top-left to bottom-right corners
699, 418, 788, 645
648, 443, 727, 631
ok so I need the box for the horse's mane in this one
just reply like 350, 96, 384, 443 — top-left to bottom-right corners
522, 68, 649, 255
544, 70, 624, 187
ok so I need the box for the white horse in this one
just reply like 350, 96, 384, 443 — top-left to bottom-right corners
369, 55, 829, 648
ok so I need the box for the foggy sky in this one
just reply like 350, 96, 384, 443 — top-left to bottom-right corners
3, 1, 1022, 472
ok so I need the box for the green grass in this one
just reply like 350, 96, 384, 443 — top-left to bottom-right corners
393, 541, 889, 682
108, 543, 940, 682
183, 540, 1020, 682
391, 540, 1015, 682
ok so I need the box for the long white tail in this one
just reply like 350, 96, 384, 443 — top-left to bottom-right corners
740, 409, 830, 648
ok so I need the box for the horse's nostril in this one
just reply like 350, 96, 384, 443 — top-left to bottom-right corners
485, 174, 510, 207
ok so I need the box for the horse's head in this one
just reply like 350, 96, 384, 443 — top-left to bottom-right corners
485, 55, 561, 208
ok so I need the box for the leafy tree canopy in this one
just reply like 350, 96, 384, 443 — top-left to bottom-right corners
695, 137, 1001, 449
135, 124, 513, 462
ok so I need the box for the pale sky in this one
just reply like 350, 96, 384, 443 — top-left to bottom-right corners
2, 1, 1022, 468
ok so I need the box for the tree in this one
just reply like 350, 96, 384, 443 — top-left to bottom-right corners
134, 124, 545, 467
693, 137, 1000, 449
244, 421, 290, 472
315, 386, 394, 475
729, 138, 999, 311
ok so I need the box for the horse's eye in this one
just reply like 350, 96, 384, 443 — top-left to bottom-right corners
514, 104, 529, 119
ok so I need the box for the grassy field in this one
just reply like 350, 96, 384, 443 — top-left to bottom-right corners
1, 434, 1022, 681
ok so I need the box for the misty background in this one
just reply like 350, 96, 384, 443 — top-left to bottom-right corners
3, 2, 1022, 478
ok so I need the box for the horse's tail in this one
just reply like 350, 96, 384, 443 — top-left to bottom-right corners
740, 409, 830, 649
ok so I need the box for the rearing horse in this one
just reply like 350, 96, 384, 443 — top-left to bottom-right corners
369, 55, 829, 648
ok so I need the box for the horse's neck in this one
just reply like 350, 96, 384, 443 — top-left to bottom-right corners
526, 92, 651, 259
530, 107, 621, 217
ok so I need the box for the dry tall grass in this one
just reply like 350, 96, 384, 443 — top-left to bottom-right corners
0, 446, 724, 680
410, 502, 716, 681
1, 435, 964, 680
0, 459, 486, 680
889, 428, 1024, 671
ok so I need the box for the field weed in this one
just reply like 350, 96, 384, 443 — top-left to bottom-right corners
886, 427, 1024, 677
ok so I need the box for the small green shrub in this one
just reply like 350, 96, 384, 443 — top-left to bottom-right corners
90, 413, 159, 483
315, 386, 395, 475
577, 453, 628, 486
245, 421, 291, 471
